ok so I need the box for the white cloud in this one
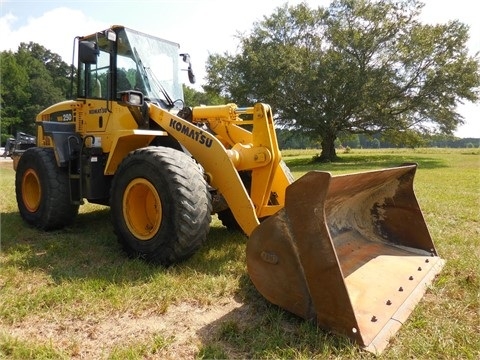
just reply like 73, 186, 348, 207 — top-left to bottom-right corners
0, 12, 18, 50
0, 7, 106, 62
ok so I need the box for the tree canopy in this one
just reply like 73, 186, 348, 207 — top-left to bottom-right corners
1, 42, 72, 144
204, 0, 480, 161
183, 85, 227, 107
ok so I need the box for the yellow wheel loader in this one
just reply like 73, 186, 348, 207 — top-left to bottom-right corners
12, 25, 444, 354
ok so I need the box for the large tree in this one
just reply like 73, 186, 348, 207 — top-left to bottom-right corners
204, 0, 479, 161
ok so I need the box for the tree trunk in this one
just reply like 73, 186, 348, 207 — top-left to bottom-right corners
314, 131, 339, 162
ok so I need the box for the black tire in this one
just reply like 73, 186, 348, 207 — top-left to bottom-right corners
218, 161, 294, 232
217, 208, 244, 232
110, 147, 212, 265
15, 147, 79, 230
217, 171, 251, 233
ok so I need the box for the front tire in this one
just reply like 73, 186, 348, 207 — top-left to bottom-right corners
15, 147, 79, 230
110, 147, 212, 265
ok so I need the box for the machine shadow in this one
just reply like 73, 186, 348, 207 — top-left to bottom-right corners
285, 154, 447, 173
1, 208, 253, 285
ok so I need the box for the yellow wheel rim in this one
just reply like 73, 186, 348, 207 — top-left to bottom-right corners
123, 178, 162, 240
22, 168, 41, 212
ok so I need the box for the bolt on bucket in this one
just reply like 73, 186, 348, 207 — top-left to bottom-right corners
246, 164, 444, 354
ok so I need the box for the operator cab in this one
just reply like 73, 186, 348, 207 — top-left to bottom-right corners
77, 25, 195, 109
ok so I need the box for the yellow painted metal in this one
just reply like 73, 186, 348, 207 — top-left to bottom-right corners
34, 99, 167, 174
75, 100, 144, 155
149, 103, 261, 235
147, 102, 295, 234
249, 104, 290, 218
33, 97, 290, 229
192, 104, 238, 123
22, 168, 41, 212
192, 104, 291, 216
104, 129, 166, 175
194, 103, 291, 218
122, 178, 162, 240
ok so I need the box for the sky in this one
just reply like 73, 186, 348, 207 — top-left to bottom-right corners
0, 0, 478, 138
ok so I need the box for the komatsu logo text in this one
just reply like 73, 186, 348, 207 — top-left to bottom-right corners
88, 108, 108, 115
169, 118, 213, 148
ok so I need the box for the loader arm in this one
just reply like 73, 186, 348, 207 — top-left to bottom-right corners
148, 102, 291, 235
147, 99, 444, 354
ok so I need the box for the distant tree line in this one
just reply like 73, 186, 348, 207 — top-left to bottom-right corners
276, 129, 479, 149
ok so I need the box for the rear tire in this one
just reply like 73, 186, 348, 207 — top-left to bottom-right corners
218, 161, 294, 232
110, 147, 212, 265
15, 147, 79, 230
217, 171, 251, 232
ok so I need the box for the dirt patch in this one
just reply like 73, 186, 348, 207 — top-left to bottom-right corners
6, 299, 248, 359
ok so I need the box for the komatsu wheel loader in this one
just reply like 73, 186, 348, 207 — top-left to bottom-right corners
12, 25, 444, 354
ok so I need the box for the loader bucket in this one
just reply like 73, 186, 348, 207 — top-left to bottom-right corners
246, 164, 444, 354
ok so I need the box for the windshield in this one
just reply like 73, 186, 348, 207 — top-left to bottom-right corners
117, 27, 183, 105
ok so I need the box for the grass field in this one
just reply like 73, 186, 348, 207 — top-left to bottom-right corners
0, 148, 479, 359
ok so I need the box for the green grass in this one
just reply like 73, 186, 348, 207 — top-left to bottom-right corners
1, 148, 479, 359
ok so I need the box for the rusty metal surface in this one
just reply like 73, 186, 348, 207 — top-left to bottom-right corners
246, 164, 444, 354
345, 252, 445, 353
325, 164, 437, 254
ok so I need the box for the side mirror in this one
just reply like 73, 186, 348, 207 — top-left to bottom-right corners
79, 41, 99, 64
118, 90, 144, 107
118, 90, 148, 128
180, 53, 196, 84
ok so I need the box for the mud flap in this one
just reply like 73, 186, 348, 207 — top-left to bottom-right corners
246, 164, 444, 354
